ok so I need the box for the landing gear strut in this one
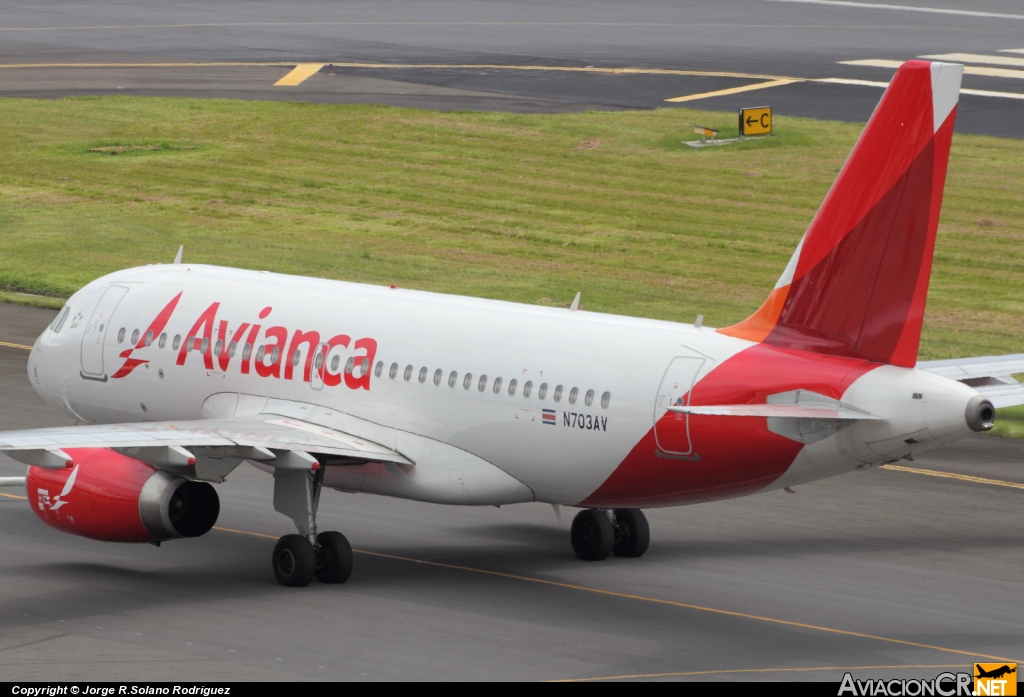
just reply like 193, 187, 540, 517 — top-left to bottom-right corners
271, 453, 352, 587
570, 508, 649, 561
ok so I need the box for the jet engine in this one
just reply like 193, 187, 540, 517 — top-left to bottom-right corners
26, 447, 219, 543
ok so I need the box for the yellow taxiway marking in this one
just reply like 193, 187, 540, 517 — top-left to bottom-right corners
274, 63, 326, 86
921, 53, 1024, 69
211, 525, 1018, 663
554, 664, 964, 682
881, 463, 1024, 491
0, 62, 297, 69
0, 492, 26, 500
665, 78, 801, 103
842, 59, 1024, 80
0, 341, 33, 350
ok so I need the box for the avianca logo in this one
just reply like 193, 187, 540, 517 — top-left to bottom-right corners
37, 465, 79, 512
111, 294, 378, 390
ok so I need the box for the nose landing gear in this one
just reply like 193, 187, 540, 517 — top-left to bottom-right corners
570, 508, 649, 561
271, 453, 352, 587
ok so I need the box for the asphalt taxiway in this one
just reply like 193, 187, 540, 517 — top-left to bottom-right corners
1, 1, 1023, 136
1, 303, 1022, 681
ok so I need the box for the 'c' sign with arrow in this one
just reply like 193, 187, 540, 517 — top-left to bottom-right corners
739, 106, 772, 136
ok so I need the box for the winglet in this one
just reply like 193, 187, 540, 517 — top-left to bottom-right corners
719, 61, 963, 368
173, 245, 183, 264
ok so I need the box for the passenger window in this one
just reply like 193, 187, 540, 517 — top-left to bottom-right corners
419, 366, 428, 383
478, 375, 487, 392
215, 340, 224, 356
186, 335, 196, 352
585, 389, 595, 407
434, 369, 443, 386
523, 381, 533, 398
390, 362, 399, 379
331, 355, 340, 372
493, 377, 503, 394
449, 371, 458, 388
538, 383, 548, 400
117, 327, 126, 343
50, 307, 71, 334
554, 385, 563, 402
569, 387, 578, 405
144, 330, 153, 347
508, 378, 517, 395
347, 357, 356, 374
228, 341, 236, 356
269, 346, 279, 364
159, 333, 167, 349
315, 352, 325, 369
242, 343, 252, 361
201, 338, 210, 354
375, 361, 384, 378
173, 335, 182, 351
601, 391, 611, 408
131, 329, 140, 345
463, 373, 473, 390
292, 349, 301, 366
404, 364, 413, 381
256, 345, 266, 361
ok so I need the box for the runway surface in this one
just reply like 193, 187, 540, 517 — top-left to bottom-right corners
1, 1, 1023, 136
1, 303, 1022, 681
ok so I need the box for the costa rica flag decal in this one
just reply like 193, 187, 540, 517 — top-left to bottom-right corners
542, 409, 557, 425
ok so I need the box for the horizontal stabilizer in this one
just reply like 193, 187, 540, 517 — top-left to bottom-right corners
919, 353, 1024, 408
668, 404, 881, 420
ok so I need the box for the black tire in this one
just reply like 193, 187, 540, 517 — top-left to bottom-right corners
315, 531, 353, 584
570, 509, 613, 561
612, 509, 650, 558
272, 534, 316, 587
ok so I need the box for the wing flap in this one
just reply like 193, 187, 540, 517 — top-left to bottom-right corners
0, 415, 412, 467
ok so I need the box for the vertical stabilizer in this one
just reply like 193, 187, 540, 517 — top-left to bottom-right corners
719, 61, 963, 367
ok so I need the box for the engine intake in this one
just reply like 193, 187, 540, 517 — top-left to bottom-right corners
26, 448, 219, 543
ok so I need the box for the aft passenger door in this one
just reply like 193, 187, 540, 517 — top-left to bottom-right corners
653, 356, 706, 457
80, 285, 129, 381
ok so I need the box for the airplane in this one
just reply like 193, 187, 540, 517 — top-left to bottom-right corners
976, 665, 1016, 680
2, 60, 1022, 587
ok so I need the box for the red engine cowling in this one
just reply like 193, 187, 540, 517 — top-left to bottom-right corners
26, 447, 219, 543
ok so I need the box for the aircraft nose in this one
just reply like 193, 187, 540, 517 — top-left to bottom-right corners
965, 395, 995, 432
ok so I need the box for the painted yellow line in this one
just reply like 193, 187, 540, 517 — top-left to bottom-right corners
0, 492, 27, 500
841, 59, 1024, 80
274, 63, 326, 87
211, 526, 1018, 662
665, 78, 801, 103
881, 464, 1024, 490
553, 664, 963, 683
921, 53, 1024, 69
0, 341, 32, 350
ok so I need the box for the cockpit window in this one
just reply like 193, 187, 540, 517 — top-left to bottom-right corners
50, 306, 71, 334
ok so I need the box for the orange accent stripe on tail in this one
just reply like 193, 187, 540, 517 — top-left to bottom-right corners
717, 284, 790, 343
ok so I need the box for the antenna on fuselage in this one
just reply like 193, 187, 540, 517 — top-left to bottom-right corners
173, 245, 183, 264
569, 292, 581, 312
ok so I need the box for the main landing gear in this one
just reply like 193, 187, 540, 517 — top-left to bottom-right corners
271, 455, 353, 587
570, 508, 650, 561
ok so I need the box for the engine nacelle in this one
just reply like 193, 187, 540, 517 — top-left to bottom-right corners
26, 447, 219, 543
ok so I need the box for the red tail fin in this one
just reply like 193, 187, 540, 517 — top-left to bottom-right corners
719, 61, 963, 367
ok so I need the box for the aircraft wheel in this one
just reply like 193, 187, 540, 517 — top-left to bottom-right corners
272, 534, 316, 587
570, 509, 613, 561
315, 531, 353, 584
612, 509, 650, 558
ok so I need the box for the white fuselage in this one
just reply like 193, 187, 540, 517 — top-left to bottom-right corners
27, 264, 981, 507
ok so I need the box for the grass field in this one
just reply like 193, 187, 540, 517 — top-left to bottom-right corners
1, 96, 1022, 365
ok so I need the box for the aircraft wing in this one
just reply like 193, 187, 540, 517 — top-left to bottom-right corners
918, 354, 1024, 408
0, 414, 411, 479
